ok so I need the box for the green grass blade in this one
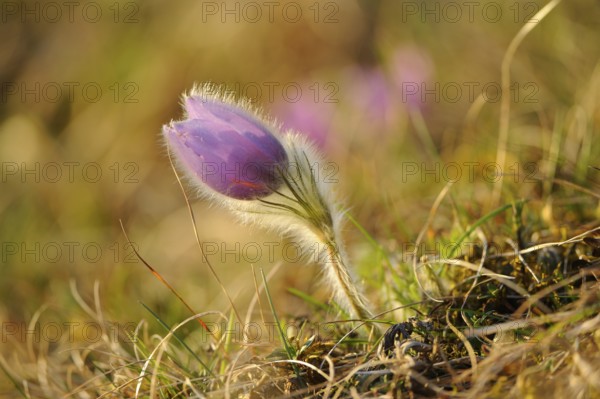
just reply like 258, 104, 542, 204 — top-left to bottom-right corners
287, 287, 330, 311
259, 268, 296, 360
448, 200, 527, 258
259, 268, 304, 384
219, 309, 236, 376
139, 301, 215, 378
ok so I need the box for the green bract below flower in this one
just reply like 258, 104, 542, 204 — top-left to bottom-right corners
163, 84, 375, 325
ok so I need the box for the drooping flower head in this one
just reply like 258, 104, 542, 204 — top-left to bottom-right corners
163, 86, 289, 200
162, 84, 375, 325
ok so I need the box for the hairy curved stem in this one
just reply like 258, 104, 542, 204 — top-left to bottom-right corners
320, 238, 374, 324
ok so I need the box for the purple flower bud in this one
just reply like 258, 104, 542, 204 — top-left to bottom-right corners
163, 91, 289, 200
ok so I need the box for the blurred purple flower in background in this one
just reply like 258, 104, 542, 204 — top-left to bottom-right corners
345, 66, 394, 128
272, 93, 336, 150
163, 91, 289, 200
272, 47, 434, 144
390, 45, 434, 111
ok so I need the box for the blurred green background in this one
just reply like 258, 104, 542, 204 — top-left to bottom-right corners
1, 0, 599, 387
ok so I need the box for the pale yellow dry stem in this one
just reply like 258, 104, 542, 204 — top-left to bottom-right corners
504, 236, 541, 283
545, 113, 564, 197
552, 178, 600, 200
427, 258, 553, 314
412, 181, 454, 302
244, 263, 283, 342
166, 142, 244, 326
134, 310, 223, 399
492, 0, 562, 207
463, 309, 587, 339
491, 225, 600, 258
461, 297, 600, 398
224, 346, 252, 399
446, 307, 479, 378
459, 228, 489, 333
512, 266, 600, 318
464, 92, 488, 125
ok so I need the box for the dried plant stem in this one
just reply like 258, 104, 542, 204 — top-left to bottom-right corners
492, 0, 562, 206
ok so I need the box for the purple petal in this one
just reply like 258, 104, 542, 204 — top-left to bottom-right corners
164, 96, 289, 200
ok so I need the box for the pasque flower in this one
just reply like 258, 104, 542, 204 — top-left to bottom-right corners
163, 94, 288, 200
163, 84, 375, 324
